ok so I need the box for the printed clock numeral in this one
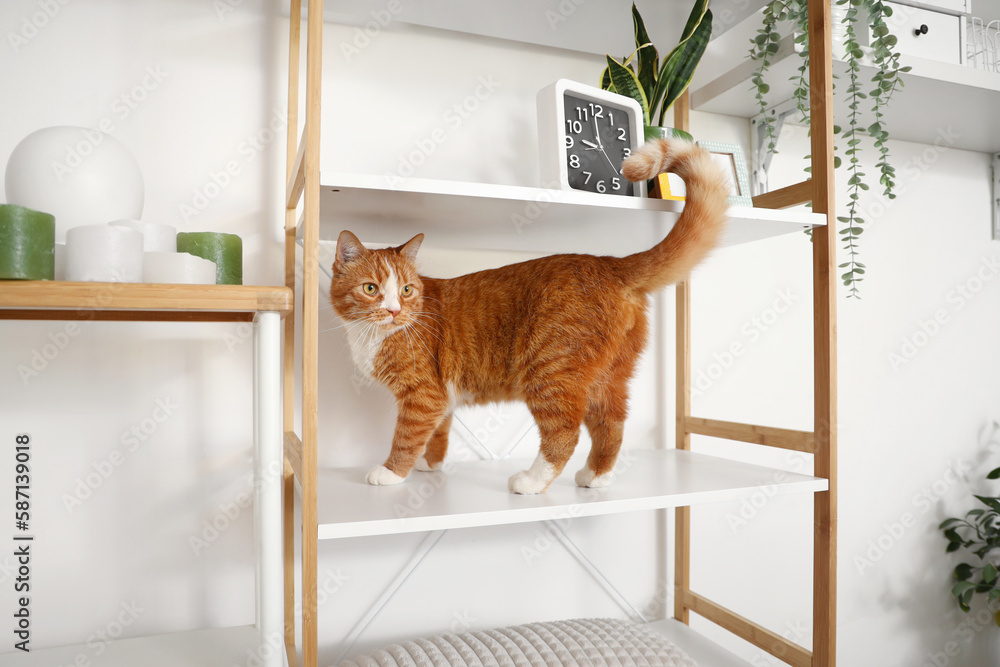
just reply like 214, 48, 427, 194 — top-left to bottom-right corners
569, 154, 580, 169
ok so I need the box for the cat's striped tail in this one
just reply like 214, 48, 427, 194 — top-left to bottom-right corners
619, 138, 731, 293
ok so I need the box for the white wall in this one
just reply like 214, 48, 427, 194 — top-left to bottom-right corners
3, 1, 1000, 666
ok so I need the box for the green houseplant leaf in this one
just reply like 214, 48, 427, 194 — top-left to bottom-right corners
605, 55, 650, 124
654, 8, 713, 125
601, 0, 711, 130
632, 4, 659, 99
942, 465, 1000, 624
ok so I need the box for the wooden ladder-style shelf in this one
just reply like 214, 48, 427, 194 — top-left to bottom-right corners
280, 0, 836, 664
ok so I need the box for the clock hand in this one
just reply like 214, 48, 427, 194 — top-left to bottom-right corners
581, 139, 599, 150
592, 116, 621, 174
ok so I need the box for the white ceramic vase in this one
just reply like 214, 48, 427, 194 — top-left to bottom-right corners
4, 126, 144, 244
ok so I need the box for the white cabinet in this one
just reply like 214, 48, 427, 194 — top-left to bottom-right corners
884, 1, 966, 64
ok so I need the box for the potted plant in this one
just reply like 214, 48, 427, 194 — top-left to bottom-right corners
940, 465, 1000, 624
600, 0, 712, 144
749, 0, 910, 297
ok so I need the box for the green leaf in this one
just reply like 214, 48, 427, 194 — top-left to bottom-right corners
987, 467, 1000, 479
653, 7, 713, 124
678, 0, 711, 44
953, 581, 977, 611
985, 563, 998, 584
940, 517, 964, 529
955, 563, 975, 580
635, 43, 660, 103
600, 65, 614, 92
606, 55, 650, 124
976, 495, 1000, 513
632, 2, 652, 49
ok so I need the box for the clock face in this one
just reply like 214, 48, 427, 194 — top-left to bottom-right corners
562, 92, 636, 197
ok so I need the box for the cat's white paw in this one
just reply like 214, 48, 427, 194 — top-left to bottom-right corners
508, 454, 556, 495
575, 466, 615, 489
366, 465, 405, 486
414, 456, 437, 472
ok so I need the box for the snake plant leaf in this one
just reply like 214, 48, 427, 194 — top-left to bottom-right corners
631, 4, 659, 99
654, 7, 713, 125
678, 0, 711, 43
636, 43, 659, 102
600, 65, 614, 92
632, 2, 653, 50
606, 55, 650, 124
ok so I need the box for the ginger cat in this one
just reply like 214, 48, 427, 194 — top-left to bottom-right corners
330, 138, 730, 494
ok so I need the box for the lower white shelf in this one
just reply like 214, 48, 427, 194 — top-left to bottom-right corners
647, 619, 752, 666
316, 449, 827, 540
6, 625, 284, 667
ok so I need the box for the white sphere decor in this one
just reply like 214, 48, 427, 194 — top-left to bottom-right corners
4, 126, 144, 243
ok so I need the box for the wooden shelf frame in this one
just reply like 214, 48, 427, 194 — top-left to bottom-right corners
0, 283, 289, 666
281, 0, 837, 664
0, 282, 291, 322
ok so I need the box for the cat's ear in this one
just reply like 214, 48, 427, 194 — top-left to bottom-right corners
335, 230, 366, 266
398, 233, 424, 263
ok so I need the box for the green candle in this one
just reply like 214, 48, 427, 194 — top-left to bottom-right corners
0, 204, 56, 280
176, 232, 243, 285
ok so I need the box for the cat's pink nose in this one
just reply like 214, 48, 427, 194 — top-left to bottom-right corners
388, 307, 401, 318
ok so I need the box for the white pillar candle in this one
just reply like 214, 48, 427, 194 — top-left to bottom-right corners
109, 219, 176, 252
142, 251, 217, 284
54, 243, 66, 281
65, 224, 143, 282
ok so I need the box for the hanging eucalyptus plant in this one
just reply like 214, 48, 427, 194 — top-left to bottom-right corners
600, 0, 712, 136
749, 0, 910, 298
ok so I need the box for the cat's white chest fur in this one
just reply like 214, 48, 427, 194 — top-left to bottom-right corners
344, 323, 389, 379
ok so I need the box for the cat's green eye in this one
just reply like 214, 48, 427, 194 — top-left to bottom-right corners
401, 285, 413, 296
363, 283, 378, 295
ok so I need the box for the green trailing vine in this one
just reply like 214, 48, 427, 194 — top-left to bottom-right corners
840, 0, 867, 298
748, 0, 910, 298
749, 0, 786, 155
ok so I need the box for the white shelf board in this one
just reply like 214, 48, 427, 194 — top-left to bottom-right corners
692, 26, 1000, 153
5, 625, 283, 667
316, 450, 827, 540
646, 619, 753, 666
317, 173, 822, 256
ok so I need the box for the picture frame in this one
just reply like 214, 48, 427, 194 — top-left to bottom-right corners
653, 172, 687, 202
695, 141, 753, 207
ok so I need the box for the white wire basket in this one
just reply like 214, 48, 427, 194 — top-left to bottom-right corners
967, 16, 1000, 71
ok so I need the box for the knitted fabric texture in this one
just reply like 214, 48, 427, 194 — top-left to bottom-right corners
339, 618, 699, 667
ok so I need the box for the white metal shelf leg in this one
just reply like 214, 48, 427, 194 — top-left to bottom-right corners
254, 311, 284, 666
